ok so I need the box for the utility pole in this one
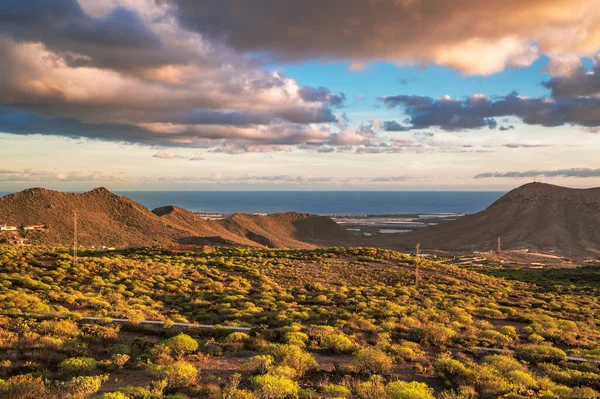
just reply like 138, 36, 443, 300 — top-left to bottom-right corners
497, 236, 501, 253
415, 243, 420, 287
73, 209, 78, 267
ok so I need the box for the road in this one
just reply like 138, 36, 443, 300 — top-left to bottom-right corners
474, 346, 600, 364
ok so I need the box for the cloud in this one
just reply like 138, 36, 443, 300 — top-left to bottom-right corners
153, 151, 183, 159
298, 86, 346, 108
0, 0, 173, 72
474, 168, 600, 178
0, 1, 354, 153
383, 121, 409, 132
163, 0, 600, 75
189, 155, 205, 161
542, 54, 585, 77
150, 173, 412, 186
0, 169, 120, 182
543, 56, 600, 97
381, 92, 600, 130
503, 143, 552, 148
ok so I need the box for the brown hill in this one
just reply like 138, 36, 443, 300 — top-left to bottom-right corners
375, 182, 600, 256
218, 212, 362, 248
0, 188, 358, 249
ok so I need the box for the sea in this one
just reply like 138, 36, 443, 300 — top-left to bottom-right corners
0, 191, 503, 216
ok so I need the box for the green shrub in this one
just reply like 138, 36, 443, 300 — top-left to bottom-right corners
264, 344, 318, 377
321, 333, 354, 353
248, 355, 275, 374
98, 393, 130, 399
385, 380, 435, 399
253, 374, 299, 399
225, 332, 250, 343
148, 361, 198, 389
2, 374, 46, 399
58, 357, 99, 375
355, 375, 386, 399
319, 383, 351, 398
353, 348, 393, 375
161, 333, 199, 359
434, 358, 473, 388
56, 375, 108, 399
283, 332, 309, 348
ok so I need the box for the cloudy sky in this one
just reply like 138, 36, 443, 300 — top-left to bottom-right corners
1, 0, 600, 191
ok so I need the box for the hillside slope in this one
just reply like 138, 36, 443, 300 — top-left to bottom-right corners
0, 188, 358, 248
0, 188, 192, 247
375, 182, 600, 255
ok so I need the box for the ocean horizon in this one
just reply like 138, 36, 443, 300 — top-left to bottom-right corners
0, 190, 505, 215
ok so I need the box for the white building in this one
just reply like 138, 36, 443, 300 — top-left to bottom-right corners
0, 225, 18, 231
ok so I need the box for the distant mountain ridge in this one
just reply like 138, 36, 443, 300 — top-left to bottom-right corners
0, 187, 360, 248
376, 182, 600, 255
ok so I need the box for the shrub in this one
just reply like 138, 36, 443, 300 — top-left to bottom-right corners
161, 333, 199, 359
148, 361, 198, 389
59, 357, 99, 375
264, 344, 317, 377
385, 381, 435, 399
321, 333, 354, 353
434, 358, 473, 388
319, 383, 351, 398
56, 375, 108, 399
419, 323, 456, 347
2, 374, 46, 399
514, 345, 567, 364
98, 393, 130, 399
248, 355, 275, 374
283, 332, 309, 348
253, 374, 299, 399
270, 365, 298, 380
355, 375, 387, 399
225, 332, 250, 343
353, 348, 393, 375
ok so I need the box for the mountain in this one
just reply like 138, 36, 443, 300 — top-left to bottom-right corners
375, 182, 600, 255
0, 188, 358, 249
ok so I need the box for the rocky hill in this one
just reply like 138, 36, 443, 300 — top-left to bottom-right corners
0, 188, 359, 248
376, 182, 600, 256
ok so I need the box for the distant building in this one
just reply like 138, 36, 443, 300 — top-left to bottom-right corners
0, 225, 17, 231
23, 224, 48, 232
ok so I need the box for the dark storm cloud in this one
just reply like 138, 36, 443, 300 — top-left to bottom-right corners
0, 1, 351, 152
475, 168, 600, 178
381, 93, 600, 130
0, 0, 174, 70
543, 61, 600, 98
0, 107, 356, 151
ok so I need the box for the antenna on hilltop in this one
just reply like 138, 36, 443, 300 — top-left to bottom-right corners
73, 209, 78, 267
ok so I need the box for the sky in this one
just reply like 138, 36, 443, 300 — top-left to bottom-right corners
1, 0, 600, 191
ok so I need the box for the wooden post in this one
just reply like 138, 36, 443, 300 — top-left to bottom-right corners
497, 236, 501, 253
73, 209, 78, 267
415, 243, 420, 287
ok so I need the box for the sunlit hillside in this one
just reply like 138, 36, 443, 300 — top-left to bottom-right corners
1, 246, 599, 398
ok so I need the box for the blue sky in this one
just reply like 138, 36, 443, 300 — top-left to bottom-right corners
1, 0, 599, 191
